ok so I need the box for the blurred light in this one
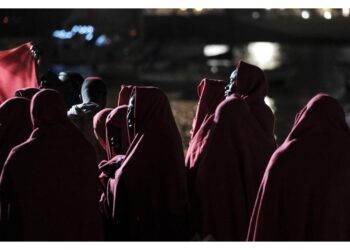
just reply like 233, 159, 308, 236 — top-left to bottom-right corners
129, 29, 138, 37
342, 8, 350, 17
52, 25, 95, 40
85, 33, 94, 41
210, 66, 218, 74
53, 30, 74, 39
324, 11, 332, 19
194, 8, 203, 12
179, 8, 187, 11
3, 16, 9, 24
206, 59, 231, 67
203, 45, 230, 57
252, 11, 260, 19
264, 96, 276, 114
246, 42, 281, 70
301, 10, 310, 19
95, 34, 111, 47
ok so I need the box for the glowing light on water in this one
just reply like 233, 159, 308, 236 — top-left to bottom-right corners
301, 10, 310, 19
203, 45, 230, 57
324, 11, 332, 20
246, 42, 281, 70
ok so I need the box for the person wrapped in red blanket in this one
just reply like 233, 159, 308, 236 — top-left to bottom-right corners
0, 89, 103, 240
247, 93, 350, 241
194, 61, 276, 240
102, 86, 189, 240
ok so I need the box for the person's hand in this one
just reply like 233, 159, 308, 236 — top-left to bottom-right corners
30, 44, 49, 84
30, 44, 43, 65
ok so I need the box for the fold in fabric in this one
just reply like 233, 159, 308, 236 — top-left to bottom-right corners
0, 42, 38, 104
0, 97, 32, 174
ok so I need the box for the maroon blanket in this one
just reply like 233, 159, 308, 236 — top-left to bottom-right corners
185, 78, 226, 171
117, 85, 133, 106
0, 89, 103, 240
14, 87, 40, 100
247, 93, 350, 241
93, 108, 113, 153
0, 97, 32, 174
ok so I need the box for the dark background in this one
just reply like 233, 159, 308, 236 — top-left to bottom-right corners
2, 9, 350, 147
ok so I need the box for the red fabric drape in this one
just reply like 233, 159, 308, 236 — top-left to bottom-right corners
247, 93, 350, 241
93, 108, 113, 153
0, 42, 38, 104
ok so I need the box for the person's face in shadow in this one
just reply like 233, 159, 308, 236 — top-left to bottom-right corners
224, 69, 237, 98
127, 95, 135, 128
109, 126, 122, 154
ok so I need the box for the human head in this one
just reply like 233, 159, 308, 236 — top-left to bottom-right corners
81, 77, 107, 108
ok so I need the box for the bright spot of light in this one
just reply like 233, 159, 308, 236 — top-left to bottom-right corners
85, 33, 94, 41
53, 30, 74, 39
252, 11, 260, 19
324, 11, 332, 19
210, 66, 218, 74
3, 16, 9, 24
95, 34, 111, 47
203, 45, 230, 57
246, 42, 281, 70
342, 8, 350, 17
301, 10, 310, 19
52, 25, 95, 40
194, 8, 203, 12
264, 96, 276, 114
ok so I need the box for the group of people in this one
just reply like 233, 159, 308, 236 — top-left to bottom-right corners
1, 53, 350, 241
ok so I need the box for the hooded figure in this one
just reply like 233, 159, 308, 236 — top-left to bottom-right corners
14, 87, 40, 100
93, 108, 113, 154
97, 105, 129, 194
98, 105, 130, 240
105, 105, 130, 160
104, 86, 188, 240
247, 93, 350, 241
68, 77, 107, 162
117, 85, 134, 106
0, 97, 32, 174
0, 89, 103, 240
95, 87, 132, 196
184, 78, 226, 237
0, 42, 38, 104
193, 61, 276, 240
